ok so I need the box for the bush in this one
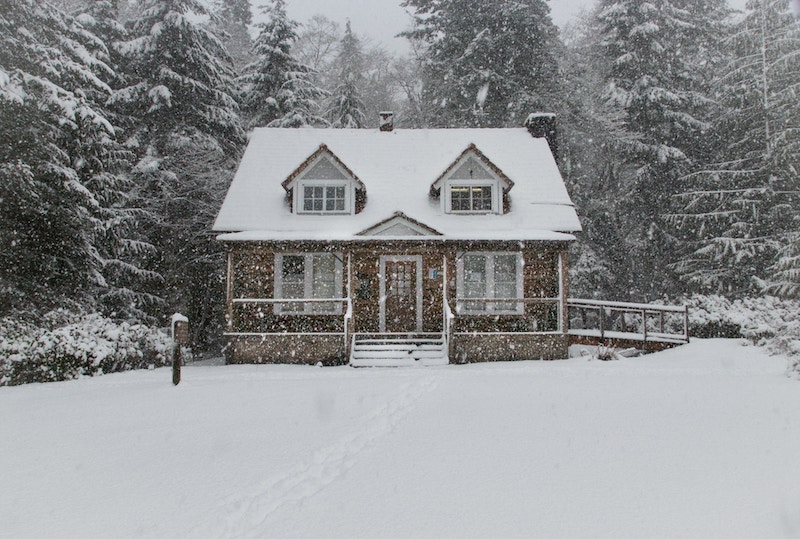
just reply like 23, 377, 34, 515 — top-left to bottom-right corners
0, 312, 173, 386
686, 295, 800, 378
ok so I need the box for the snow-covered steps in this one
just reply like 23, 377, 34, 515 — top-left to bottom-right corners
350, 335, 449, 367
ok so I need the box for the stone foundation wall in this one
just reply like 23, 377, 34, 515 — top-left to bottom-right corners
451, 333, 568, 363
226, 334, 347, 366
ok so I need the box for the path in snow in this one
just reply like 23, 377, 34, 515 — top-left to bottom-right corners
196, 376, 438, 538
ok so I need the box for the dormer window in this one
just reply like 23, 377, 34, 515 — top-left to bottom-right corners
302, 183, 348, 213
283, 145, 364, 215
432, 145, 513, 215
450, 184, 494, 212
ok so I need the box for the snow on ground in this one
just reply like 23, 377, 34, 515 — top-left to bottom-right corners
2, 339, 800, 538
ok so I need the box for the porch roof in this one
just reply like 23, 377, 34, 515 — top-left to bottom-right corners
213, 127, 582, 241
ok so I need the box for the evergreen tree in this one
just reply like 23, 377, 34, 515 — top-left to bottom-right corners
587, 0, 729, 299
401, 0, 561, 127
116, 0, 242, 153
239, 0, 327, 128
212, 0, 254, 73
557, 14, 632, 298
0, 0, 149, 316
327, 20, 366, 128
671, 0, 800, 296
116, 0, 245, 343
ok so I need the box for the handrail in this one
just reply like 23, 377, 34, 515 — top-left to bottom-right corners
443, 296, 455, 359
232, 297, 346, 304
567, 298, 689, 343
567, 298, 687, 313
343, 297, 353, 357
455, 297, 560, 302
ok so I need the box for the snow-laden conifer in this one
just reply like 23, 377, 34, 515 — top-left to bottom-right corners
671, 0, 800, 296
115, 0, 245, 342
327, 21, 366, 128
585, 0, 729, 298
0, 0, 152, 316
401, 0, 561, 127
211, 0, 255, 73
238, 0, 327, 128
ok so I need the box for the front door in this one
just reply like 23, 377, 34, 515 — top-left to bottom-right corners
380, 255, 422, 333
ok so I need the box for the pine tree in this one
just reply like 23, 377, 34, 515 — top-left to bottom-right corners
0, 0, 149, 315
327, 20, 366, 128
116, 0, 243, 153
212, 0, 254, 73
588, 0, 729, 298
671, 0, 800, 296
558, 14, 632, 298
116, 0, 245, 342
238, 0, 327, 128
401, 0, 561, 127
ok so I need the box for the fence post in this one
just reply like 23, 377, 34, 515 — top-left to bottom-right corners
684, 305, 690, 343
598, 306, 605, 339
642, 309, 647, 342
171, 313, 189, 386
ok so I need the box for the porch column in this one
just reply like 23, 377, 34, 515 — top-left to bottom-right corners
226, 249, 233, 331
558, 250, 568, 333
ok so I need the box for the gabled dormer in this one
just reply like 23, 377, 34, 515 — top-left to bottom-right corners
431, 144, 513, 215
282, 144, 365, 215
356, 212, 443, 237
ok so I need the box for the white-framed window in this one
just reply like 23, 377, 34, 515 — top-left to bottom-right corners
296, 180, 351, 214
444, 180, 500, 214
274, 253, 343, 314
456, 252, 524, 314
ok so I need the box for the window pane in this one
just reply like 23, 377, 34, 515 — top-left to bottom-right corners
322, 188, 345, 211
311, 254, 337, 312
303, 186, 314, 211
472, 186, 493, 211
324, 186, 337, 211
451, 186, 470, 211
281, 255, 305, 311
334, 186, 345, 211
303, 186, 325, 212
493, 255, 517, 293
494, 254, 518, 311
463, 255, 486, 311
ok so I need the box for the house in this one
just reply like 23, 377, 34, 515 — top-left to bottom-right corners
213, 113, 582, 366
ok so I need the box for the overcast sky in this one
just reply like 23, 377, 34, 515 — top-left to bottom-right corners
253, 0, 751, 54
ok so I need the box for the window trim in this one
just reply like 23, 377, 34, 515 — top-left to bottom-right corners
295, 179, 353, 215
456, 251, 524, 315
444, 179, 501, 214
274, 253, 343, 315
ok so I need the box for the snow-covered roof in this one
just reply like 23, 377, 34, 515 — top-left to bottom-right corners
213, 127, 582, 241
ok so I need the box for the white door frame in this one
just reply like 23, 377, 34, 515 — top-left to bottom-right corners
379, 255, 423, 333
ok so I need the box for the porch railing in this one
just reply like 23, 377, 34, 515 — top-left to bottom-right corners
453, 297, 563, 333
227, 297, 353, 351
567, 299, 689, 344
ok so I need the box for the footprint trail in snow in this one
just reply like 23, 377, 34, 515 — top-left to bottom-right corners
192, 375, 438, 538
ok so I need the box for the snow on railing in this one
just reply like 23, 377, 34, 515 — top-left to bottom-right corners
567, 299, 689, 344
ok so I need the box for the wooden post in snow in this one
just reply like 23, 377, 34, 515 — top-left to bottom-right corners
171, 313, 189, 386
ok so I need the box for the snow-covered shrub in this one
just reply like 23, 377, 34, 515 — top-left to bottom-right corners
686, 295, 800, 377
593, 344, 617, 361
0, 313, 173, 386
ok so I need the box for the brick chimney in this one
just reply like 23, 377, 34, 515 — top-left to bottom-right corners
525, 112, 557, 162
379, 111, 394, 132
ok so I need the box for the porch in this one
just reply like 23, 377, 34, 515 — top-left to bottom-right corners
222, 242, 689, 365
